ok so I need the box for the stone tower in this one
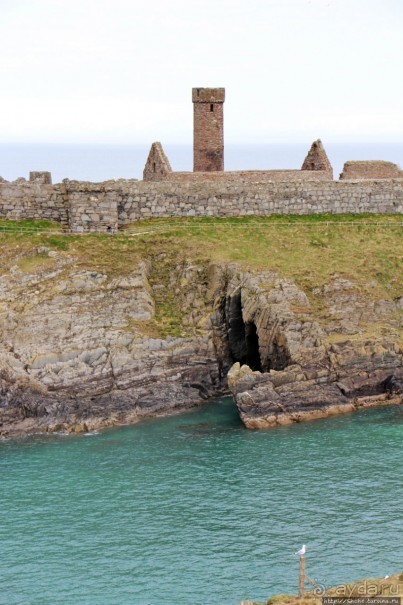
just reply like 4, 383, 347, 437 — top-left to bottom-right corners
192, 87, 225, 172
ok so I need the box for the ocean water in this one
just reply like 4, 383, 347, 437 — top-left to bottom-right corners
0, 142, 402, 183
0, 397, 402, 605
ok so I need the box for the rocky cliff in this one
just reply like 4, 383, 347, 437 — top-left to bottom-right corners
0, 247, 222, 437
224, 268, 402, 427
0, 223, 401, 437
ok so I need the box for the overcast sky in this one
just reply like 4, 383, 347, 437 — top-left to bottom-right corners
1, 0, 402, 144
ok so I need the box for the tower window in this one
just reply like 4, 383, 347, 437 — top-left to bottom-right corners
152, 162, 156, 173
210, 103, 214, 112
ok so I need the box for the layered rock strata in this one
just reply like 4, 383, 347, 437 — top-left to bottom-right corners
0, 253, 401, 437
224, 270, 402, 427
0, 252, 221, 437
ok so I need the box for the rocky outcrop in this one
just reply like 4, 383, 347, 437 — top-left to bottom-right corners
224, 270, 402, 428
0, 249, 221, 437
0, 250, 401, 437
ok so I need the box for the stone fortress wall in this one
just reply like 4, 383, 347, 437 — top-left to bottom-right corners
1, 175, 402, 233
1, 87, 402, 232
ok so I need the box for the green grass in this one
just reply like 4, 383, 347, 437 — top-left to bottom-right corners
124, 215, 402, 303
0, 218, 62, 233
256, 572, 403, 605
0, 215, 401, 339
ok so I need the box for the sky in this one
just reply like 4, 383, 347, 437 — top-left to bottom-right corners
0, 0, 402, 144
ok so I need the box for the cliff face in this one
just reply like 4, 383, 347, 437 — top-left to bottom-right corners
0, 243, 401, 437
223, 269, 402, 427
0, 248, 222, 437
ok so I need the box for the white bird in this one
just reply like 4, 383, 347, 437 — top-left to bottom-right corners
294, 544, 306, 557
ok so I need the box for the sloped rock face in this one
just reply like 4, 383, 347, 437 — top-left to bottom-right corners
0, 253, 401, 437
224, 270, 402, 428
0, 252, 221, 437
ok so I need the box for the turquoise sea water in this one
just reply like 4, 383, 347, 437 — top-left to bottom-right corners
0, 398, 402, 605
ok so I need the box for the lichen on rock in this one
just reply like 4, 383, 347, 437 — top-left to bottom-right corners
0, 244, 401, 438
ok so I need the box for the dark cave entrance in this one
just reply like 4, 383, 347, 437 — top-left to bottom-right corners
227, 292, 262, 372
244, 322, 262, 372
226, 290, 291, 373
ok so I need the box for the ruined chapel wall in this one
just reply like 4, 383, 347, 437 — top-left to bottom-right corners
340, 161, 401, 180
163, 170, 331, 183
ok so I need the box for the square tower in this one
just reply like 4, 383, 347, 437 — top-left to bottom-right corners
192, 87, 225, 172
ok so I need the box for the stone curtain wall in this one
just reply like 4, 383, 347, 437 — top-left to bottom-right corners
1, 178, 402, 232
117, 179, 403, 223
67, 182, 119, 232
0, 181, 68, 226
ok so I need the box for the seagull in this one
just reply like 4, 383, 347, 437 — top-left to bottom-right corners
294, 544, 306, 557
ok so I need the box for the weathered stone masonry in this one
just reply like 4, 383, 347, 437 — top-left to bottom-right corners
193, 87, 225, 172
1, 178, 402, 232
1, 88, 402, 232
0, 180, 69, 226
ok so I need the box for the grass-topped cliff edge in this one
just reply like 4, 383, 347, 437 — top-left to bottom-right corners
1, 214, 401, 341
0, 214, 401, 436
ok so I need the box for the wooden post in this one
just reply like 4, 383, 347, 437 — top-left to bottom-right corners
299, 556, 305, 597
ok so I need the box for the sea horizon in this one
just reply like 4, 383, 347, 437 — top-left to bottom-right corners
0, 141, 402, 184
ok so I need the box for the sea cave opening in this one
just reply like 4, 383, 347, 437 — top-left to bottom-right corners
226, 290, 291, 373
227, 292, 262, 371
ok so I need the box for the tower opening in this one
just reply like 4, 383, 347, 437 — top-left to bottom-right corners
210, 103, 214, 112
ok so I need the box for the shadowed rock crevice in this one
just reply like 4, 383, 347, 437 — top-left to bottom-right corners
224, 289, 290, 373
244, 322, 262, 372
226, 291, 262, 371
264, 330, 291, 372
224, 269, 402, 430
1, 258, 401, 437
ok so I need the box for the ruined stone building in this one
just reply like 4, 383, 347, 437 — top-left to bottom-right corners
0, 87, 402, 232
143, 87, 402, 183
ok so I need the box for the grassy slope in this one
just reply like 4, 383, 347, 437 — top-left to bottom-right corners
254, 572, 403, 605
1, 215, 402, 339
